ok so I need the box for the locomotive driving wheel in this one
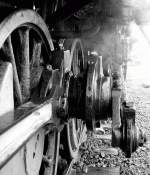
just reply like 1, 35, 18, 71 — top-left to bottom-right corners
64, 39, 86, 159
0, 9, 61, 175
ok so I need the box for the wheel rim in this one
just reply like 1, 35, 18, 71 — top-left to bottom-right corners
0, 10, 54, 106
0, 10, 59, 175
65, 39, 86, 159
0, 9, 54, 50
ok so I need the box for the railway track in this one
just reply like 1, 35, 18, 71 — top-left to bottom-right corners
61, 123, 121, 175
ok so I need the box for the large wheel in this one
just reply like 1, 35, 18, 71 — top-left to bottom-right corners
0, 9, 59, 175
64, 39, 86, 159
0, 9, 54, 106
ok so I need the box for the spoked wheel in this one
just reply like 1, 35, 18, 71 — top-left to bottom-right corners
64, 39, 86, 159
0, 10, 60, 175
67, 118, 85, 159
42, 130, 60, 175
1, 10, 53, 106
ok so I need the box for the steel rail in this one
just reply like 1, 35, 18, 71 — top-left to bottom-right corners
0, 100, 52, 169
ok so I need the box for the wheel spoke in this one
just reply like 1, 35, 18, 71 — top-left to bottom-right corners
30, 40, 43, 89
73, 48, 78, 76
2, 36, 23, 105
18, 29, 30, 102
30, 40, 42, 69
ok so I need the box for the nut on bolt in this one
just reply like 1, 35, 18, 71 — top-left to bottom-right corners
57, 97, 68, 121
57, 106, 67, 119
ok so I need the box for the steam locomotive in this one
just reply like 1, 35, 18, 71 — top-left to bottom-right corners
0, 0, 147, 174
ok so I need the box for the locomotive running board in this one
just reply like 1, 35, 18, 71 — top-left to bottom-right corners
0, 100, 53, 169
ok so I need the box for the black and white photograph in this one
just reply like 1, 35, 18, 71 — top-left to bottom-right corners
0, 0, 150, 174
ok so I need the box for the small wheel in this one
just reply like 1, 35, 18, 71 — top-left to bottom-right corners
64, 39, 86, 159
41, 130, 60, 175
67, 118, 85, 159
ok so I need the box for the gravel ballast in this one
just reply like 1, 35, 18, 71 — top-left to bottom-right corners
74, 69, 150, 175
